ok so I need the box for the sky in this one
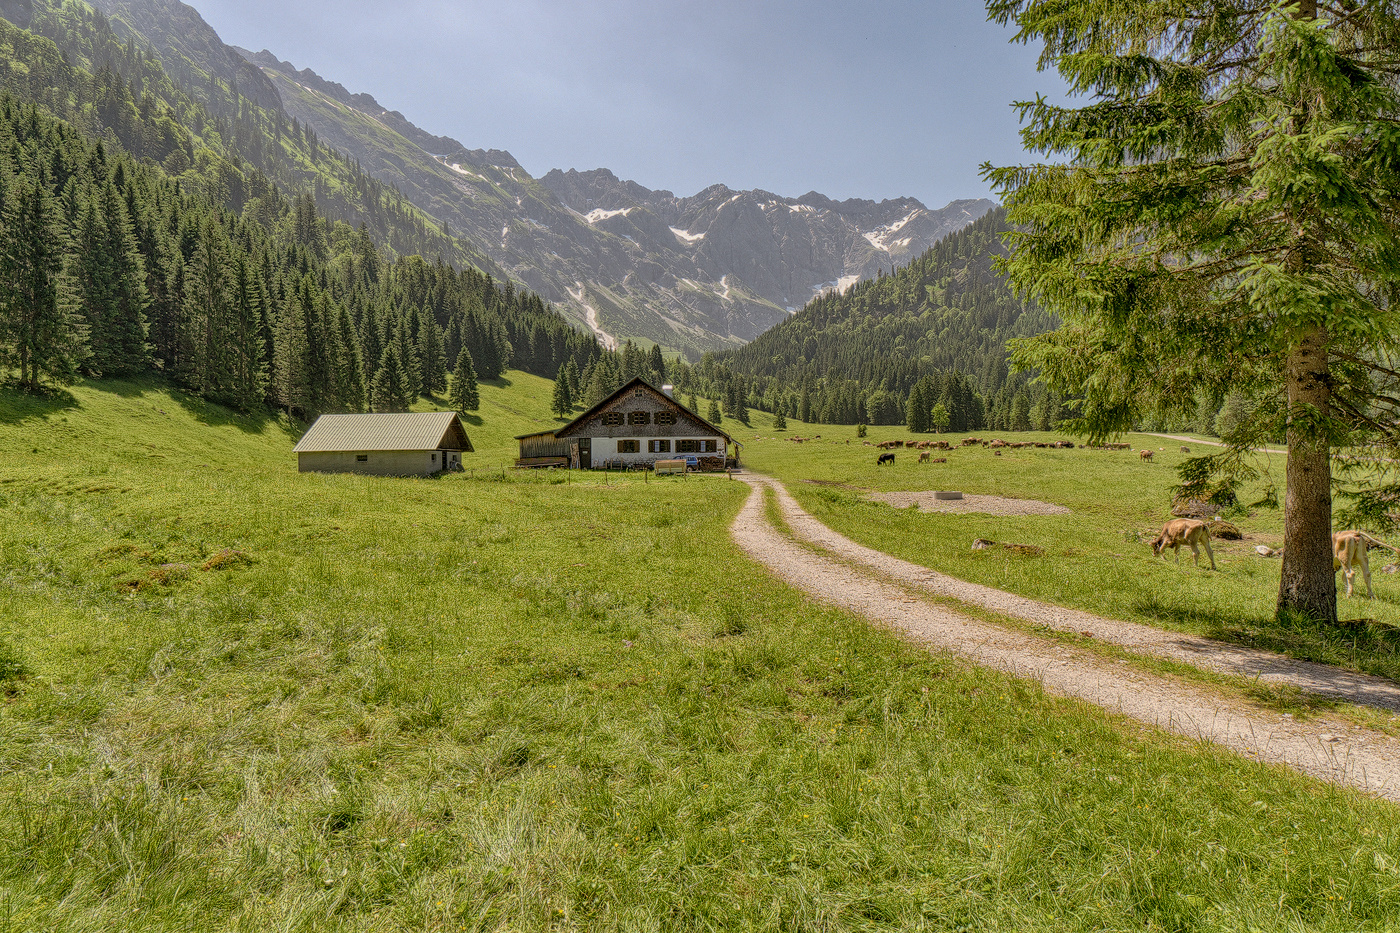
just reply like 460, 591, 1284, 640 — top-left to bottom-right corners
192, 0, 1067, 209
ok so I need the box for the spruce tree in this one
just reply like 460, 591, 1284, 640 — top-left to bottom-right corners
93, 180, 149, 376
648, 343, 666, 384
986, 0, 1400, 623
449, 345, 479, 412
551, 373, 572, 419
371, 340, 413, 413
417, 313, 448, 397
707, 398, 722, 425
332, 301, 366, 413
905, 382, 931, 433
0, 172, 87, 390
226, 257, 269, 412
774, 409, 787, 431
184, 216, 234, 399
583, 364, 610, 408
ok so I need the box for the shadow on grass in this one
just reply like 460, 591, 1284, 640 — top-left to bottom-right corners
1135, 596, 1400, 681
0, 383, 78, 423
170, 389, 302, 438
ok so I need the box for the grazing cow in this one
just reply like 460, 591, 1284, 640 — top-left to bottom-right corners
1180, 446, 1191, 453
930, 457, 947, 464
1151, 519, 1216, 570
918, 452, 931, 463
1333, 530, 1400, 598
877, 453, 896, 466
1140, 450, 1154, 462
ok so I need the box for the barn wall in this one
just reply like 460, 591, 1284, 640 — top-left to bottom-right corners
298, 451, 441, 476
586, 436, 727, 469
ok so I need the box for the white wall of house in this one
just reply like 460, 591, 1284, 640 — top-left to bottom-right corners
588, 437, 727, 468
298, 450, 455, 476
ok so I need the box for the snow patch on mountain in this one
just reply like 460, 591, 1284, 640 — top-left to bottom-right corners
567, 283, 619, 350
670, 227, 706, 244
812, 275, 863, 299
863, 210, 926, 252
585, 208, 633, 224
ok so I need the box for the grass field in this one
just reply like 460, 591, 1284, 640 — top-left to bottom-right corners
737, 417, 1400, 683
2, 377, 1400, 931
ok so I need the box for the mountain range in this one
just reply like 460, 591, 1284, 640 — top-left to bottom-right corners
57, 0, 994, 357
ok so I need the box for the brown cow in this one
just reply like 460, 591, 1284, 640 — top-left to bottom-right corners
918, 452, 931, 463
1333, 530, 1400, 598
1180, 446, 1191, 454
1140, 450, 1154, 462
1151, 519, 1216, 570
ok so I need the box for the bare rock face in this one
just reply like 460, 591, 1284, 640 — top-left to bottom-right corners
240, 52, 993, 356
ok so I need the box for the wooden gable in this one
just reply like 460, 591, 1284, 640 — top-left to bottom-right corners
555, 379, 732, 442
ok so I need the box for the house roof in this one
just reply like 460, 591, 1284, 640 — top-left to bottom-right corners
553, 377, 736, 444
294, 412, 474, 454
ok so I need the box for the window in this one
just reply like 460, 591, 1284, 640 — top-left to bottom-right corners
628, 411, 650, 426
356, 454, 369, 462
677, 440, 700, 453
618, 440, 640, 454
703, 440, 719, 453
601, 412, 624, 426
649, 440, 671, 453
654, 411, 677, 426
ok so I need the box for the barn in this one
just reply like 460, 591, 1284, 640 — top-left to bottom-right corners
294, 412, 473, 476
517, 378, 737, 470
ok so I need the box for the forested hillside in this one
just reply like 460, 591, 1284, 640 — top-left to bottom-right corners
0, 0, 505, 274
661, 210, 1060, 431
0, 8, 601, 416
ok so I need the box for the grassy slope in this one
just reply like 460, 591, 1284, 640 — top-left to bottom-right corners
738, 416, 1400, 682
1, 378, 1398, 931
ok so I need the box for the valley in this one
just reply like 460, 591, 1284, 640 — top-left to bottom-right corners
3, 375, 1399, 930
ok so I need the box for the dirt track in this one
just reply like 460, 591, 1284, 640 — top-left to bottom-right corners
732, 473, 1400, 802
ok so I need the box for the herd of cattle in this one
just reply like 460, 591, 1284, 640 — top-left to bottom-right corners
869, 438, 1079, 465
843, 435, 1393, 599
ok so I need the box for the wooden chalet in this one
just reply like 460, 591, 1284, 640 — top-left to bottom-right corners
517, 378, 737, 470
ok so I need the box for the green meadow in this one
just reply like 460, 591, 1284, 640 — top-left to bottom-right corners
2, 377, 1399, 931
739, 418, 1400, 684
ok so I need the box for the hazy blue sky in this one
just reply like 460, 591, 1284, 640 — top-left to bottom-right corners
193, 0, 1066, 208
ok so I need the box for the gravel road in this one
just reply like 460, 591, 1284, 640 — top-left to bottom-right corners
733, 473, 1400, 802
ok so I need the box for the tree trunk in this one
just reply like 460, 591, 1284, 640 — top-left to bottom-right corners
1278, 326, 1336, 624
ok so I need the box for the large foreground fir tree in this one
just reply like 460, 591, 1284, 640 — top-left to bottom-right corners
986, 0, 1400, 624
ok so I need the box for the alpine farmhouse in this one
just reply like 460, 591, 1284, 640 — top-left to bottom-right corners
294, 412, 474, 476
517, 378, 736, 470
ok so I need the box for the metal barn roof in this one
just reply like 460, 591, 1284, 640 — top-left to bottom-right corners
294, 412, 474, 454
